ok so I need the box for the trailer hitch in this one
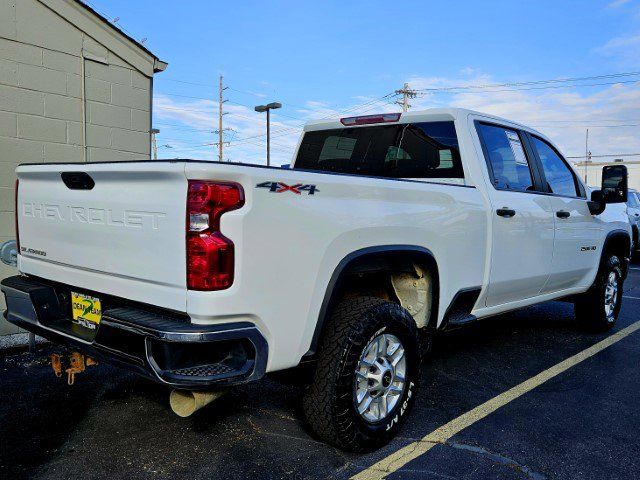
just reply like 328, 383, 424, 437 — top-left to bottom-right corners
50, 352, 98, 385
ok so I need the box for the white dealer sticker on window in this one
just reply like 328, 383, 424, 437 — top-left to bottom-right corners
505, 131, 528, 166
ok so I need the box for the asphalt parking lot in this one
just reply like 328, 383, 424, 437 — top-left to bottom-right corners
2, 264, 640, 480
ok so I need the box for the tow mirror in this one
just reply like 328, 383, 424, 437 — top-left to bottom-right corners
601, 164, 628, 204
588, 165, 628, 215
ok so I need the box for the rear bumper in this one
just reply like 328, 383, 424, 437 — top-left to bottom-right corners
0, 275, 268, 389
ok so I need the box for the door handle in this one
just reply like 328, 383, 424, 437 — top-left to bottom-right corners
556, 210, 571, 219
496, 208, 516, 218
635, 213, 639, 217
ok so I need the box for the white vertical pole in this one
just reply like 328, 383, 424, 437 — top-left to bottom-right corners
584, 128, 589, 184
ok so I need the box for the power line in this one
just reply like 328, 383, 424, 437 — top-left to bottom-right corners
226, 100, 306, 121
418, 79, 640, 96
566, 153, 640, 158
414, 71, 640, 92
224, 95, 397, 147
152, 71, 640, 160
154, 123, 215, 132
227, 86, 266, 97
160, 78, 211, 87
527, 118, 640, 123
531, 123, 640, 129
155, 116, 640, 134
161, 79, 394, 112
154, 92, 396, 123
155, 93, 398, 149
154, 92, 216, 101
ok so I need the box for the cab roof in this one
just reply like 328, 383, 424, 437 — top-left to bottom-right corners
303, 107, 543, 137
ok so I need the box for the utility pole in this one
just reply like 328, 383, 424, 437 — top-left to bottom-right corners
217, 75, 229, 162
395, 82, 417, 112
150, 128, 159, 160
584, 128, 589, 184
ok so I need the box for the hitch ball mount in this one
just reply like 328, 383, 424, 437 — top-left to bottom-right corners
50, 352, 98, 385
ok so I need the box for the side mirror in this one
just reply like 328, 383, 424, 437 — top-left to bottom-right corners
588, 165, 628, 215
601, 164, 628, 204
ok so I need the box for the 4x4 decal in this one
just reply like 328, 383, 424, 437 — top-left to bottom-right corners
256, 181, 319, 195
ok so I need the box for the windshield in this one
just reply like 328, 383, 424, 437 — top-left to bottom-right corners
294, 121, 463, 180
629, 192, 640, 208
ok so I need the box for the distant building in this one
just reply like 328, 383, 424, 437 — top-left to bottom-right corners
0, 0, 167, 335
571, 159, 640, 191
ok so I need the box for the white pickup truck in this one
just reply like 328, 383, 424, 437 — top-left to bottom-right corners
1, 108, 632, 451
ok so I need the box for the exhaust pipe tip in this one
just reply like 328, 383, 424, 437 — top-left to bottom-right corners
169, 389, 226, 417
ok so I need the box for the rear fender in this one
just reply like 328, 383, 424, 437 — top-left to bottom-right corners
302, 245, 439, 360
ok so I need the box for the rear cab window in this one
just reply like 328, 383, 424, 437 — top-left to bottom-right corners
294, 121, 464, 182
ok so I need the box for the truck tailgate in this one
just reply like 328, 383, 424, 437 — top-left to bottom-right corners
16, 162, 188, 311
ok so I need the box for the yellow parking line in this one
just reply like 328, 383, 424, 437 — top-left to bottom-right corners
351, 320, 640, 480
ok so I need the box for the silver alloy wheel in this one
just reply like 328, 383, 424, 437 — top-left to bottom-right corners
354, 333, 407, 423
604, 270, 619, 322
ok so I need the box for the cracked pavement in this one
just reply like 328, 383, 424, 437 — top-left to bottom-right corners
1, 264, 639, 479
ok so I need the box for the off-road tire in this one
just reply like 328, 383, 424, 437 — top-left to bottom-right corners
574, 254, 624, 332
302, 297, 422, 452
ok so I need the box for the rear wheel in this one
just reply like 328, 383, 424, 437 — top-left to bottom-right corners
574, 253, 623, 331
302, 297, 422, 452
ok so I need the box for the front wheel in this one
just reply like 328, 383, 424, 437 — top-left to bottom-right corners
302, 297, 422, 452
574, 254, 624, 331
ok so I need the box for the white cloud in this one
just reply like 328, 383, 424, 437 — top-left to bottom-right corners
594, 32, 640, 67
153, 94, 397, 165
608, 0, 630, 8
596, 33, 640, 53
153, 71, 640, 167
407, 73, 640, 159
459, 67, 481, 76
154, 95, 302, 165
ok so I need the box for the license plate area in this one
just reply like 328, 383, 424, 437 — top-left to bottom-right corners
71, 291, 102, 331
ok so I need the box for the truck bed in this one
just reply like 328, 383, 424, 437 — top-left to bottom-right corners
15, 159, 488, 370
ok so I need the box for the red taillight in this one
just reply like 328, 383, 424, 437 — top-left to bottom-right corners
340, 113, 401, 126
186, 181, 244, 291
14, 179, 19, 253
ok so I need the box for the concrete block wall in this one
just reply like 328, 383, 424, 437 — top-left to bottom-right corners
0, 0, 157, 335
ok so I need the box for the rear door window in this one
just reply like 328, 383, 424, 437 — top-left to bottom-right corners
530, 136, 581, 198
477, 124, 535, 192
294, 121, 464, 180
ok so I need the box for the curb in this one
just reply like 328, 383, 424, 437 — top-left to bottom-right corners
0, 333, 48, 355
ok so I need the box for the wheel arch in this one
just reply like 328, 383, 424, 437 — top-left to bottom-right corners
602, 229, 631, 278
302, 245, 440, 360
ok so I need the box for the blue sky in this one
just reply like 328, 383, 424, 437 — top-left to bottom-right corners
86, 0, 640, 165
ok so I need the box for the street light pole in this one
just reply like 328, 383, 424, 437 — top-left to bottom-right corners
266, 108, 271, 167
255, 102, 281, 166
